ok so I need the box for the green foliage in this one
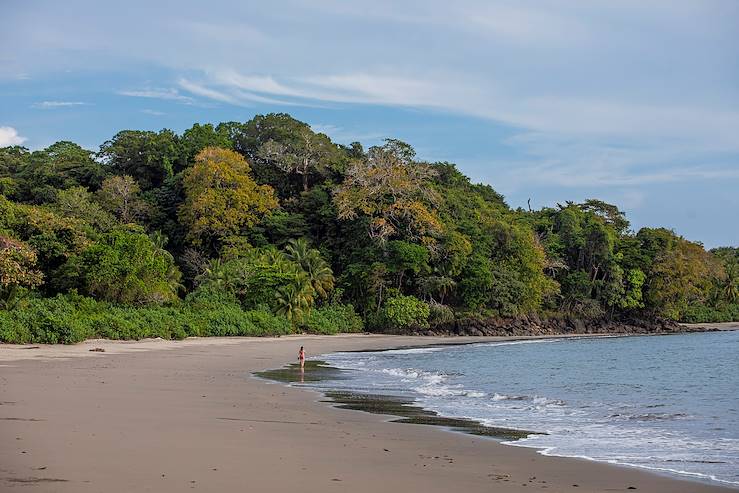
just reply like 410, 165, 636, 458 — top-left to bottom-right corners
180, 147, 278, 249
300, 303, 364, 334
0, 236, 44, 308
99, 130, 183, 190
682, 303, 739, 323
459, 255, 494, 309
646, 238, 717, 320
1, 112, 736, 345
380, 295, 430, 330
64, 230, 182, 304
334, 139, 442, 243
1, 142, 107, 203
428, 302, 455, 325
54, 186, 116, 231
387, 240, 429, 288
0, 293, 291, 344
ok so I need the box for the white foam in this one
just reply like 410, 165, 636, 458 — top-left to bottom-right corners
381, 347, 446, 355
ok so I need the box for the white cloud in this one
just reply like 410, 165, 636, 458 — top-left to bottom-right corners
118, 88, 194, 104
178, 78, 320, 107
4, 0, 739, 194
309, 123, 385, 145
177, 71, 739, 156
0, 126, 26, 146
31, 101, 88, 109
141, 109, 165, 116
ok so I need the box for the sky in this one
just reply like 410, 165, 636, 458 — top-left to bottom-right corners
1, 0, 738, 247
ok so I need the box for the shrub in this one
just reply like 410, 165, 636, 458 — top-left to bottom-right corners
0, 292, 293, 344
381, 295, 430, 331
301, 304, 364, 334
428, 303, 455, 325
682, 303, 739, 323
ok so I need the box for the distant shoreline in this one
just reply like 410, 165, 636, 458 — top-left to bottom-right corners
682, 322, 739, 330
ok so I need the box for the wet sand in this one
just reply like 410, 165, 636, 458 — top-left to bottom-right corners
1, 334, 735, 492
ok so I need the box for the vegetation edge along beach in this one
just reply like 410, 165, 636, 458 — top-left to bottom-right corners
1, 113, 738, 344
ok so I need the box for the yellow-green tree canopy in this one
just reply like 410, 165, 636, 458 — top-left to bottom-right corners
179, 147, 278, 247
333, 139, 442, 243
0, 235, 44, 307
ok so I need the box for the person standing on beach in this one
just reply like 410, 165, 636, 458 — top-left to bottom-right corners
298, 346, 305, 369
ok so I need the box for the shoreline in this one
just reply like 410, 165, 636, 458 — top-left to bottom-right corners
1, 334, 736, 492
683, 322, 739, 330
259, 333, 739, 489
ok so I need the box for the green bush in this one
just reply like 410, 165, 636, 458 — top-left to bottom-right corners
428, 303, 455, 325
381, 295, 430, 331
301, 304, 364, 334
0, 292, 294, 344
682, 303, 739, 323
0, 294, 96, 343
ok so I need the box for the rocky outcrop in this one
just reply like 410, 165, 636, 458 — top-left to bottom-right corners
400, 315, 712, 337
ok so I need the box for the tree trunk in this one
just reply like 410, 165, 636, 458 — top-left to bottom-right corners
302, 157, 309, 192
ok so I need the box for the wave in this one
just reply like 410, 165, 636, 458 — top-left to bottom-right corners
376, 367, 488, 398
476, 339, 558, 348
606, 412, 690, 421
380, 347, 446, 355
491, 393, 565, 407
544, 448, 739, 487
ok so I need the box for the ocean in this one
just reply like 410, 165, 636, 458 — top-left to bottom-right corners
306, 330, 739, 487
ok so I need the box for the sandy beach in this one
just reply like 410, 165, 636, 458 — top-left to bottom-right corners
1, 334, 735, 492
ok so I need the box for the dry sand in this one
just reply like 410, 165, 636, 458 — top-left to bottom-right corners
0, 334, 735, 492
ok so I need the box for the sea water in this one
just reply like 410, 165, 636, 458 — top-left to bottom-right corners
308, 330, 739, 487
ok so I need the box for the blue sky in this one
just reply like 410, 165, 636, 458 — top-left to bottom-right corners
1, 0, 738, 247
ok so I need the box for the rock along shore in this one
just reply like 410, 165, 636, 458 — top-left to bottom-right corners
404, 315, 715, 337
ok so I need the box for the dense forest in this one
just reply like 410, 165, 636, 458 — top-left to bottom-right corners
1, 113, 737, 343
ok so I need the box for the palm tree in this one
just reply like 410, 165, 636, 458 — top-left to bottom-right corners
197, 258, 232, 290
148, 231, 183, 298
275, 272, 314, 323
721, 263, 739, 304
284, 238, 334, 299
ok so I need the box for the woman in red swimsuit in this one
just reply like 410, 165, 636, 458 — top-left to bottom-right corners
298, 346, 305, 369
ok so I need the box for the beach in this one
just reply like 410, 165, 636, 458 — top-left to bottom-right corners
1, 334, 735, 492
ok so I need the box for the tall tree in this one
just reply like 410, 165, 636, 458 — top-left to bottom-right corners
97, 175, 148, 224
0, 236, 44, 308
99, 130, 182, 190
333, 139, 442, 243
283, 238, 334, 299
179, 148, 278, 249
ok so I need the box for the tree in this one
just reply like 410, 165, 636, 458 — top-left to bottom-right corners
710, 247, 739, 304
380, 295, 430, 330
387, 240, 429, 288
333, 139, 442, 243
54, 186, 116, 231
647, 239, 717, 319
418, 275, 456, 304
180, 123, 233, 162
720, 263, 739, 304
258, 128, 342, 192
9, 142, 107, 203
0, 196, 91, 284
579, 199, 630, 234
66, 230, 182, 304
97, 175, 148, 224
0, 236, 44, 308
275, 272, 314, 323
283, 238, 334, 299
99, 130, 182, 190
228, 114, 345, 197
179, 148, 278, 248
